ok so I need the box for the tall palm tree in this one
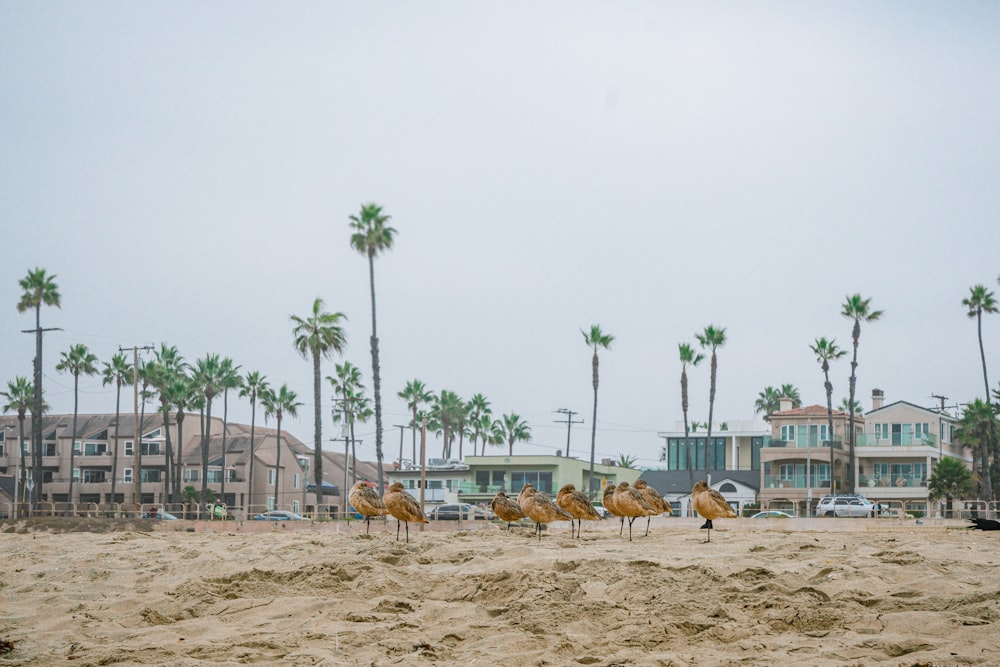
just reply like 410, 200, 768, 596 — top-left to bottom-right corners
467, 394, 492, 456
239, 371, 269, 514
841, 294, 883, 491
754, 387, 782, 422
779, 384, 802, 407
217, 357, 242, 504
102, 353, 133, 505
430, 390, 465, 460
349, 202, 398, 496
292, 298, 348, 511
838, 397, 863, 415
261, 384, 301, 511
582, 324, 614, 499
962, 284, 997, 402
56, 343, 99, 505
398, 379, 433, 463
328, 361, 364, 494
495, 412, 532, 457
1, 377, 33, 510
928, 456, 974, 517
168, 374, 198, 502
810, 337, 846, 494
145, 344, 186, 504
955, 398, 997, 502
678, 343, 704, 486
192, 354, 224, 516
696, 325, 727, 477
17, 267, 60, 498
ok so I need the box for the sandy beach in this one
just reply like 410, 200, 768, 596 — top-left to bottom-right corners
1, 517, 997, 666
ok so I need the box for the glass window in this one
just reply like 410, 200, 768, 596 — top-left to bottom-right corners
124, 441, 134, 456
72, 468, 80, 482
293, 473, 300, 489
123, 468, 133, 483
268, 469, 276, 485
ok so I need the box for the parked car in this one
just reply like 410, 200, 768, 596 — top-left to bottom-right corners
592, 504, 610, 519
425, 503, 496, 521
253, 510, 303, 521
816, 495, 880, 518
750, 510, 794, 519
143, 508, 178, 520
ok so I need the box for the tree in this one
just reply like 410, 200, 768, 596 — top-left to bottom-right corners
838, 397, 863, 415
17, 267, 61, 499
678, 342, 704, 486
144, 344, 186, 504
696, 325, 727, 477
582, 324, 614, 499
167, 374, 198, 502
841, 294, 883, 491
239, 371, 269, 514
754, 387, 782, 422
467, 394, 492, 456
779, 384, 802, 407
217, 357, 242, 504
328, 361, 364, 491
349, 202, 398, 498
430, 390, 464, 460
398, 379, 433, 463
962, 284, 997, 402
1, 377, 33, 509
261, 384, 301, 511
810, 337, 846, 494
102, 353, 133, 505
494, 412, 532, 457
56, 343, 99, 506
928, 457, 974, 516
956, 398, 997, 502
292, 297, 348, 511
617, 453, 637, 469
192, 354, 224, 517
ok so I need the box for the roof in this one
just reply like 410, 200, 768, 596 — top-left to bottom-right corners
638, 469, 760, 494
865, 399, 956, 420
770, 404, 855, 419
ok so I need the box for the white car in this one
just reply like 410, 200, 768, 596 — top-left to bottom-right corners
816, 495, 878, 518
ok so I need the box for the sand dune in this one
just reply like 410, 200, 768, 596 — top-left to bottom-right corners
1, 517, 998, 666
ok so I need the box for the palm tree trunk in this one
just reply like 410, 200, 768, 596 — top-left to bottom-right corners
275, 415, 282, 509
138, 391, 147, 505
588, 351, 599, 500
312, 353, 323, 515
368, 252, 385, 496
201, 402, 210, 517
681, 368, 692, 487
68, 374, 79, 507
17, 416, 26, 513
162, 406, 172, 503
32, 303, 43, 503
174, 411, 185, 502
705, 353, 717, 477
247, 398, 256, 515
978, 313, 990, 401
111, 384, 121, 505
221, 391, 229, 504
350, 417, 357, 487
824, 365, 836, 494
848, 320, 860, 491
411, 408, 417, 463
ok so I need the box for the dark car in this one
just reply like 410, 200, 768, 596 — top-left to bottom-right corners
425, 503, 495, 521
253, 510, 304, 521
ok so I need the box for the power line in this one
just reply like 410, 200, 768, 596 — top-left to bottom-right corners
554, 408, 583, 458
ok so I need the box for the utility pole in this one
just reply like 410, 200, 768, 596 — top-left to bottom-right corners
393, 424, 408, 468
419, 417, 427, 515
121, 345, 153, 512
931, 394, 949, 458
21, 325, 61, 505
554, 408, 583, 458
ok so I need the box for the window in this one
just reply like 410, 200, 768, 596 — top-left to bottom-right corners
206, 470, 223, 483
125, 441, 134, 456
72, 468, 80, 482
140, 441, 162, 456
82, 470, 106, 483
43, 443, 57, 456
0, 444, 5, 457
268, 469, 277, 485
915, 423, 930, 440
183, 469, 200, 482
123, 468, 133, 483
293, 473, 300, 489
73, 440, 81, 454
84, 442, 109, 456
267, 496, 276, 511
292, 500, 300, 513
781, 425, 795, 442
140, 469, 161, 483
664, 438, 726, 471
509, 471, 554, 494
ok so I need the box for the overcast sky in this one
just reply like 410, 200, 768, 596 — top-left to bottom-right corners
2, 3, 998, 469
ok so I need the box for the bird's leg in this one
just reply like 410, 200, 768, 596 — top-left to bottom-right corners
405, 521, 410, 543
619, 517, 625, 536
645, 516, 651, 537
396, 520, 401, 541
628, 516, 635, 542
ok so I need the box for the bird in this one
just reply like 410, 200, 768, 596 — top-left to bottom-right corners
633, 479, 673, 537
491, 490, 527, 531
517, 481, 535, 508
969, 517, 1000, 530
520, 483, 573, 541
603, 483, 626, 536
691, 480, 737, 542
349, 480, 387, 535
555, 483, 603, 539
613, 481, 659, 541
382, 482, 428, 543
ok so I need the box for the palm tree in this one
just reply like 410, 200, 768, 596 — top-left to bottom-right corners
838, 397, 863, 415
696, 325, 727, 477
841, 294, 883, 491
56, 343, 99, 506
292, 298, 348, 511
810, 337, 846, 494
617, 453, 638, 469
217, 357, 242, 504
398, 379, 433, 463
1, 377, 33, 510
328, 361, 364, 493
261, 384, 302, 511
779, 384, 802, 407
467, 395, 492, 455
17, 267, 60, 497
168, 374, 198, 502
928, 457, 974, 517
677, 342, 704, 486
430, 390, 465, 460
754, 387, 782, 422
239, 371, 269, 514
495, 412, 532, 456
192, 354, 224, 516
102, 353, 133, 505
962, 284, 997, 402
350, 202, 398, 497
145, 344, 186, 504
956, 399, 997, 502
582, 325, 614, 499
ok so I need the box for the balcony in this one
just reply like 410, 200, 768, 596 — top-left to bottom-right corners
763, 474, 832, 490
765, 439, 843, 450
857, 434, 937, 448
859, 473, 926, 489
459, 482, 506, 494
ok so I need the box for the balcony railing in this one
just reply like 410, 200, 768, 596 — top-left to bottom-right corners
859, 473, 927, 488
459, 482, 506, 494
763, 474, 832, 490
765, 439, 843, 450
857, 434, 937, 447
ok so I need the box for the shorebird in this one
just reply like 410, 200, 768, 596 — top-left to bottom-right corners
613, 481, 659, 541
382, 482, 428, 543
633, 479, 673, 536
349, 481, 387, 535
603, 483, 626, 536
517, 481, 535, 508
555, 483, 603, 538
691, 480, 737, 542
491, 490, 527, 531
520, 484, 573, 541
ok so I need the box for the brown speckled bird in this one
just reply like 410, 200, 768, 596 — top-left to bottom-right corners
517, 481, 535, 508
691, 480, 737, 542
633, 479, 673, 537
556, 483, 603, 538
383, 482, 428, 543
520, 484, 573, 541
349, 481, 387, 535
491, 491, 527, 531
603, 483, 626, 536
613, 481, 658, 541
